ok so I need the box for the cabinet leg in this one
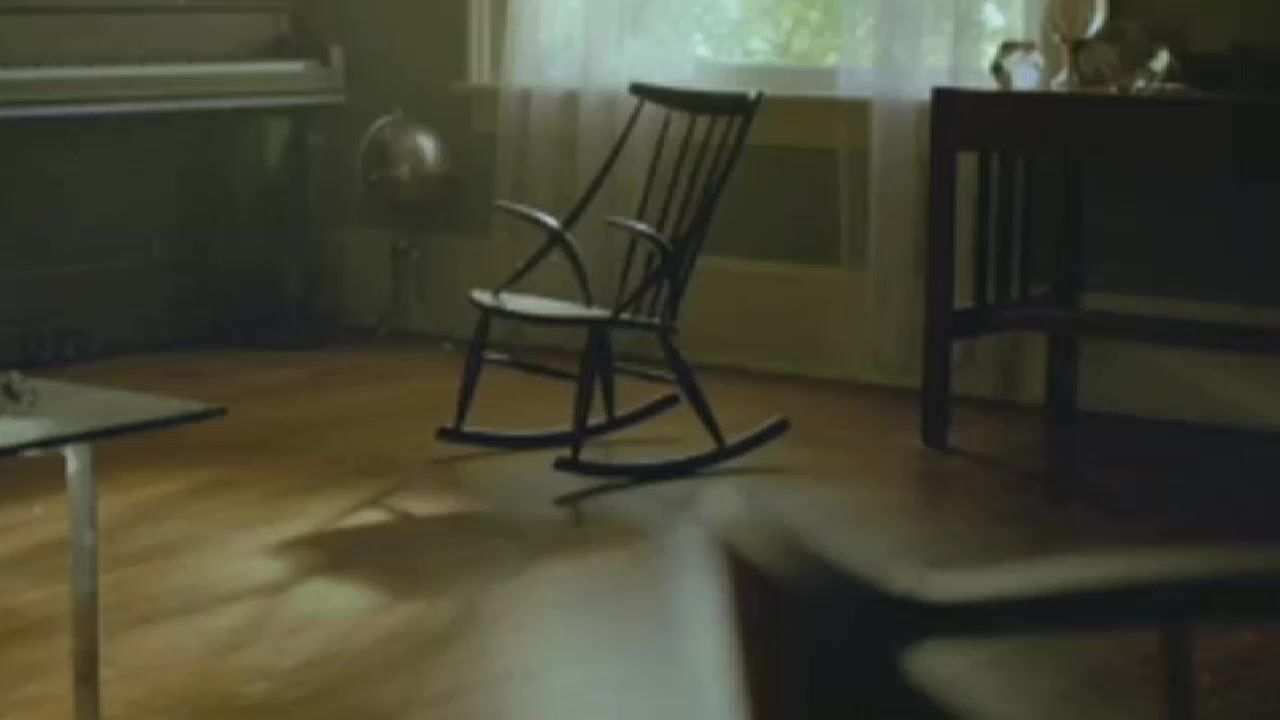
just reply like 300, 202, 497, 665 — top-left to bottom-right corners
922, 339, 953, 451
922, 125, 957, 451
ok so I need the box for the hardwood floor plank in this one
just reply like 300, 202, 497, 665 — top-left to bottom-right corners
1, 347, 750, 720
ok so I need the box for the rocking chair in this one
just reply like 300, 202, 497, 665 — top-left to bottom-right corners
436, 82, 790, 503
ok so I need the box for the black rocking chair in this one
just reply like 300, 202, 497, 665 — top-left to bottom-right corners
436, 82, 790, 503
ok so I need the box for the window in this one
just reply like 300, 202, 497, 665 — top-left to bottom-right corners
693, 0, 1018, 66
691, 0, 1023, 93
693, 0, 845, 67
470, 0, 1026, 94
687, 0, 845, 93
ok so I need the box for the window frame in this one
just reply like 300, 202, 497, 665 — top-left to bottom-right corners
467, 0, 498, 85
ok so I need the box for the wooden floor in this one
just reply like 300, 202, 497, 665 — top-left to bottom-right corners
3, 344, 1280, 719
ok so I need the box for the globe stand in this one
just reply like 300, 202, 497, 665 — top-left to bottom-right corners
356, 109, 449, 339
376, 230, 425, 336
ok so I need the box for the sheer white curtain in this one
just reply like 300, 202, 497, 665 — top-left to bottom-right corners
495, 0, 1043, 385
495, 0, 701, 300
839, 0, 1045, 385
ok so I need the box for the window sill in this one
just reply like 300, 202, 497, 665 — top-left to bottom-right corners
451, 81, 871, 151
451, 80, 870, 103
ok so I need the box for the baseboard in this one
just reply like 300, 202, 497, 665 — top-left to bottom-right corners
1076, 294, 1280, 431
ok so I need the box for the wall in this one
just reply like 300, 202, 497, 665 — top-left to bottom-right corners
1114, 0, 1280, 53
299, 0, 488, 338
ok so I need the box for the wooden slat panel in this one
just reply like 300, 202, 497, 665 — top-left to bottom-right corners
972, 153, 993, 307
994, 154, 1016, 306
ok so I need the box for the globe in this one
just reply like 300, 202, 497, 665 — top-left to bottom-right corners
357, 110, 450, 226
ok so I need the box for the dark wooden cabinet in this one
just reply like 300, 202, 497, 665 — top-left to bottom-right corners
922, 88, 1280, 450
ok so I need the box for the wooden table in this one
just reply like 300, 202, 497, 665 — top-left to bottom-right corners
921, 88, 1280, 450
0, 378, 223, 720
704, 469, 1280, 720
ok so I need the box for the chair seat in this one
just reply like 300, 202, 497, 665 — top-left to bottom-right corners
469, 289, 662, 329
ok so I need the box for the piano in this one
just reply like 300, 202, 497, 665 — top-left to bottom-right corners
0, 1, 346, 120
0, 1, 347, 360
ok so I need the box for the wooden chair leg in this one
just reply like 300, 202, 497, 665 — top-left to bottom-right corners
1046, 155, 1084, 425
554, 333, 789, 491
569, 330, 600, 460
452, 313, 492, 428
438, 323, 682, 452
596, 333, 618, 420
660, 334, 726, 448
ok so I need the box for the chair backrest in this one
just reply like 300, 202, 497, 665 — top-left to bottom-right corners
564, 82, 763, 324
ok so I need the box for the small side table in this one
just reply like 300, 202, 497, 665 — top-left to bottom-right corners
1, 378, 225, 720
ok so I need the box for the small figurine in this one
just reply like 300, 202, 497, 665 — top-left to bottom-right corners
1068, 23, 1179, 93
1, 370, 36, 412
991, 41, 1046, 90
1046, 0, 1109, 90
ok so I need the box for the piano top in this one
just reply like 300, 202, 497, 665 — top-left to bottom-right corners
0, 59, 312, 81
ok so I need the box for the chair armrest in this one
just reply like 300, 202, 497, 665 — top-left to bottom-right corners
902, 546, 1280, 636
603, 216, 677, 317
492, 200, 594, 305
604, 216, 673, 259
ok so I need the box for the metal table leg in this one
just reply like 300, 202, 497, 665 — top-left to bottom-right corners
63, 444, 99, 720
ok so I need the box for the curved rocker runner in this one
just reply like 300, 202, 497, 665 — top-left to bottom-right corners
436, 392, 681, 450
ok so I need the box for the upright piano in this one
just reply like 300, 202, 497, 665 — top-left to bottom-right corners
0, 1, 348, 358
0, 0, 346, 119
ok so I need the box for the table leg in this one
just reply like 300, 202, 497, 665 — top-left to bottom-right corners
1045, 157, 1084, 424
63, 443, 100, 720
922, 139, 958, 450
